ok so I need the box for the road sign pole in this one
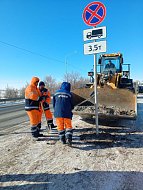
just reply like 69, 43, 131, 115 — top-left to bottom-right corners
82, 1, 107, 135
93, 27, 99, 135
94, 53, 99, 135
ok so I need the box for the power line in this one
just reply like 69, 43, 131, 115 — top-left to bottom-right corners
0, 40, 88, 73
0, 40, 64, 63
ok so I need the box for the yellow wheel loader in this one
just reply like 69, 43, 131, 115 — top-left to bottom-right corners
72, 53, 137, 119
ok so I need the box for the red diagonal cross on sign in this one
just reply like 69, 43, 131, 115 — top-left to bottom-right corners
82, 2, 106, 27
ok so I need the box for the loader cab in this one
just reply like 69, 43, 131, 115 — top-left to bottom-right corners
98, 54, 123, 75
138, 85, 143, 93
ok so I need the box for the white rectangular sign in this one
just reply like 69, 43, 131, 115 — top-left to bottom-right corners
83, 26, 106, 41
84, 40, 107, 55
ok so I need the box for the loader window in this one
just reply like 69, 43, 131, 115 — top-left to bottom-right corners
105, 60, 115, 69
138, 86, 143, 93
101, 57, 121, 74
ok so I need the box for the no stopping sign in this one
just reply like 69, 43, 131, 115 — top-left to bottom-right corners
82, 2, 106, 27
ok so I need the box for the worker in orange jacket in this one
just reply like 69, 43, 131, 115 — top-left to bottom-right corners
38, 81, 55, 130
25, 77, 43, 140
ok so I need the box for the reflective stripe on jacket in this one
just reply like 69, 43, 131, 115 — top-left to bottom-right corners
53, 82, 74, 119
25, 77, 40, 111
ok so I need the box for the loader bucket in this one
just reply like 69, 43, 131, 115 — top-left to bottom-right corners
72, 87, 93, 105
72, 86, 137, 119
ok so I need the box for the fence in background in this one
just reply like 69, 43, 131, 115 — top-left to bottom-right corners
0, 97, 24, 104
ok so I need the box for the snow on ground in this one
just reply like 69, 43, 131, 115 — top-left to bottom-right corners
0, 101, 24, 108
0, 115, 143, 190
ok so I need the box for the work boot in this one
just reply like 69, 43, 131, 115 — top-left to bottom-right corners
59, 130, 66, 144
65, 129, 73, 146
38, 133, 44, 137
37, 123, 42, 131
37, 125, 43, 137
46, 123, 51, 132
60, 135, 66, 144
66, 138, 72, 146
31, 126, 39, 140
51, 123, 57, 129
47, 120, 56, 131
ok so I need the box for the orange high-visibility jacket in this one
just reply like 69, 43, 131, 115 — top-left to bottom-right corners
39, 87, 51, 111
25, 77, 41, 111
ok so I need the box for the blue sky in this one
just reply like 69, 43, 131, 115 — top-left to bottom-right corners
0, 0, 143, 89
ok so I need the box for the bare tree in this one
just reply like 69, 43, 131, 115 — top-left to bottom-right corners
63, 72, 89, 90
19, 82, 29, 98
4, 86, 19, 99
19, 87, 25, 98
44, 75, 60, 94
43, 73, 89, 94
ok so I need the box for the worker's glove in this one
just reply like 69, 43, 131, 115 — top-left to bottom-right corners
43, 95, 48, 101
44, 95, 48, 99
38, 96, 45, 102
43, 102, 49, 108
42, 96, 48, 101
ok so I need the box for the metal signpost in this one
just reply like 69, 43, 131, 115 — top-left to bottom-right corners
82, 1, 106, 134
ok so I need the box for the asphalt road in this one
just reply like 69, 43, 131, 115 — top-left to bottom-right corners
0, 96, 143, 134
0, 103, 28, 132
0, 103, 54, 133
